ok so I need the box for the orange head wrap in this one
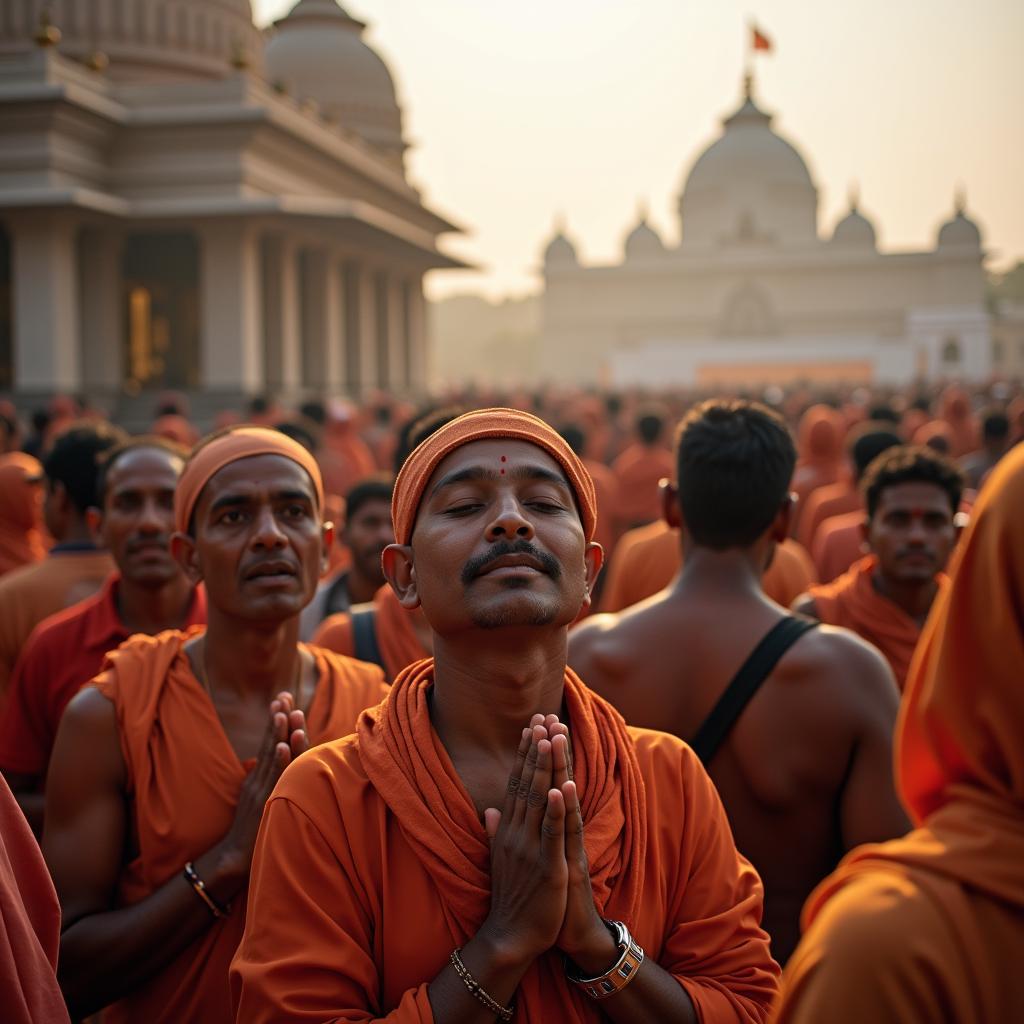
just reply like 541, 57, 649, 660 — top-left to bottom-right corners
174, 426, 324, 535
392, 407, 597, 545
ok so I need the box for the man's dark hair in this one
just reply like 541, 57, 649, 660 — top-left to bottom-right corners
248, 395, 271, 417
42, 420, 128, 514
275, 420, 320, 454
299, 400, 326, 426
981, 408, 1010, 443
558, 423, 586, 458
344, 475, 394, 524
393, 406, 464, 475
867, 404, 900, 425
95, 436, 189, 507
848, 424, 902, 480
861, 446, 964, 520
636, 411, 664, 446
675, 400, 796, 550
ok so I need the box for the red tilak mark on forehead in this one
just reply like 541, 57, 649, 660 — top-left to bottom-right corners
500, 456, 507, 462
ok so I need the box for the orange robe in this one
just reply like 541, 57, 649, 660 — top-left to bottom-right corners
810, 511, 864, 584
0, 773, 70, 1024
0, 454, 46, 578
231, 661, 780, 1021
599, 521, 817, 613
611, 443, 674, 528
807, 556, 943, 689
583, 457, 619, 559
795, 481, 859, 551
91, 629, 388, 1024
773, 443, 1024, 1024
790, 406, 846, 509
0, 548, 114, 702
314, 585, 427, 682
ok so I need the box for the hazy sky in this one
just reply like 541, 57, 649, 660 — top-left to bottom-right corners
253, 0, 1023, 301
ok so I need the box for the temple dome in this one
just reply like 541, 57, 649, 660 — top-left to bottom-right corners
623, 210, 665, 260
0, 0, 264, 82
543, 224, 579, 266
831, 191, 877, 248
937, 194, 982, 249
677, 76, 818, 247
264, 0, 405, 166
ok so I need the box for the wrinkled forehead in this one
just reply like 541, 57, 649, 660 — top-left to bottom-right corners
194, 453, 319, 515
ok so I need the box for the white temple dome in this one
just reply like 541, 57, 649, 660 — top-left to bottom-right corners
677, 76, 819, 247
264, 0, 405, 165
831, 193, 877, 248
544, 226, 579, 266
623, 212, 666, 260
0, 0, 264, 82
937, 195, 982, 249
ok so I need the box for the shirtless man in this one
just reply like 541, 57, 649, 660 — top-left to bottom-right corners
570, 399, 909, 963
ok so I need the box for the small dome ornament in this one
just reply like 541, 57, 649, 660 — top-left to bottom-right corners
936, 185, 982, 249
34, 10, 62, 48
85, 51, 110, 73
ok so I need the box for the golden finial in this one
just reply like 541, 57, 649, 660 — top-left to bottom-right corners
848, 181, 860, 212
34, 10, 61, 48
743, 71, 754, 100
85, 51, 109, 72
636, 197, 649, 223
954, 183, 967, 216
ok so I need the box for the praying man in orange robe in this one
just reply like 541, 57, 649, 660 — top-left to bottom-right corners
43, 427, 388, 1023
232, 408, 779, 1023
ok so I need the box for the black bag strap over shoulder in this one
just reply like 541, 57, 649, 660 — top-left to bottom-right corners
350, 606, 384, 671
689, 615, 819, 766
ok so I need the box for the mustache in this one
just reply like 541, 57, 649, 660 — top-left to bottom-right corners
461, 540, 563, 585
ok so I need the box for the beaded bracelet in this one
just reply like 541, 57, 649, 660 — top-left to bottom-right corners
183, 861, 230, 919
450, 948, 514, 1022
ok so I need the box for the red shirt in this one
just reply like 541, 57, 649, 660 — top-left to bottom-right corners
0, 575, 206, 777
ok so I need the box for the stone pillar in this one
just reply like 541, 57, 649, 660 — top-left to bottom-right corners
406, 277, 427, 393
261, 235, 301, 395
199, 222, 263, 393
386, 275, 406, 392
299, 249, 346, 393
324, 255, 345, 393
353, 264, 378, 393
79, 228, 124, 393
10, 214, 81, 392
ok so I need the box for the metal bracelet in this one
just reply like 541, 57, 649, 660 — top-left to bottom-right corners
183, 861, 230, 920
566, 919, 645, 1000
450, 947, 514, 1022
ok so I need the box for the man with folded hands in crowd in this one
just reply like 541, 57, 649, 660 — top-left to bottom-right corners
232, 408, 779, 1023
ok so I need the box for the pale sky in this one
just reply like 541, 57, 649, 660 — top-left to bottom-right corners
253, 0, 1024, 301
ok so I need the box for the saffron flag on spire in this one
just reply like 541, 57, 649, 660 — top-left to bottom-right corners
751, 24, 773, 52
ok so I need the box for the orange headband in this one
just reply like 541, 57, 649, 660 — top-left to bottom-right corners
392, 407, 597, 545
174, 426, 324, 534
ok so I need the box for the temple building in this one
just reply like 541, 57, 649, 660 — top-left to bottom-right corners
539, 76, 993, 388
0, 0, 464, 405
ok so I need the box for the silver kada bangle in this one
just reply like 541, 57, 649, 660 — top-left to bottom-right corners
566, 919, 645, 999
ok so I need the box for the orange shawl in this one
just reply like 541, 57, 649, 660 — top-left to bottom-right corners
791, 406, 845, 507
775, 444, 1024, 1023
92, 630, 387, 1024
808, 555, 942, 689
313, 586, 428, 682
0, 454, 46, 577
0, 774, 70, 1023
358, 661, 646, 1021
599, 521, 816, 613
